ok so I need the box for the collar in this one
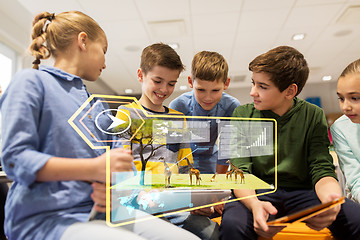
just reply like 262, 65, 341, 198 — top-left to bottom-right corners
39, 65, 82, 82
142, 105, 169, 114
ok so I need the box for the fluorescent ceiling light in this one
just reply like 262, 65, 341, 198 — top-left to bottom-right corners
148, 19, 186, 38
322, 75, 332, 81
179, 85, 187, 90
292, 33, 305, 41
168, 43, 180, 50
125, 88, 133, 94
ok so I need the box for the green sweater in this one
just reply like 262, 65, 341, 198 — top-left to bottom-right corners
232, 98, 336, 189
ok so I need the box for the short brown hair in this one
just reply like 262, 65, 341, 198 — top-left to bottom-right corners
140, 43, 185, 75
191, 51, 228, 83
249, 46, 309, 96
30, 11, 106, 69
340, 58, 360, 78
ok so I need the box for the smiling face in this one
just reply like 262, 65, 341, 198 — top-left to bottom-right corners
250, 72, 296, 116
188, 77, 230, 111
138, 65, 180, 112
337, 73, 360, 123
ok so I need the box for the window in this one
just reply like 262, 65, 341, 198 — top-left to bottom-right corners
0, 41, 17, 93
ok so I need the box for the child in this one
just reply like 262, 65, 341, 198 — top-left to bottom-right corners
219, 46, 360, 240
330, 58, 360, 204
170, 51, 240, 174
117, 43, 193, 175
0, 11, 198, 240
117, 43, 218, 240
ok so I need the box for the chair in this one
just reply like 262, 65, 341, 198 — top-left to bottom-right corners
257, 222, 335, 240
211, 217, 335, 240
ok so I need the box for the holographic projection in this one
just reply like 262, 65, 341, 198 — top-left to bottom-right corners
68, 95, 277, 227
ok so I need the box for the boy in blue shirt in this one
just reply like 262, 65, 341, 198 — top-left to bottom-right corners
170, 51, 240, 174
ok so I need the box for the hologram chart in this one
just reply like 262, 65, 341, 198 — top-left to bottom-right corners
68, 95, 278, 227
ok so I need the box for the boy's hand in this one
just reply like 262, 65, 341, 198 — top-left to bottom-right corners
305, 194, 341, 231
95, 148, 133, 183
214, 202, 225, 215
191, 206, 215, 216
252, 201, 285, 238
91, 182, 106, 213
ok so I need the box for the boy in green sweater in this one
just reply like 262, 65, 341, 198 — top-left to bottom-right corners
219, 46, 360, 240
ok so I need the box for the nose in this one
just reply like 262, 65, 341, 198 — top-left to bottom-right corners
158, 82, 168, 94
341, 99, 352, 112
103, 63, 106, 70
250, 85, 257, 97
203, 92, 212, 101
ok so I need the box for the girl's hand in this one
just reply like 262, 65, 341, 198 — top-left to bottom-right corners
91, 182, 106, 213
94, 148, 133, 183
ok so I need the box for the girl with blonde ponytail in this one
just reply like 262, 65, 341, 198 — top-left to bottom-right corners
0, 10, 198, 240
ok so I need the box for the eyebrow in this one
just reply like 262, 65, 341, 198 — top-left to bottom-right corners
252, 78, 270, 87
153, 76, 177, 83
337, 91, 360, 95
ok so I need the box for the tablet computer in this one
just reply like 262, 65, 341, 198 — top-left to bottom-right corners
267, 196, 345, 226
90, 189, 232, 221
137, 189, 232, 214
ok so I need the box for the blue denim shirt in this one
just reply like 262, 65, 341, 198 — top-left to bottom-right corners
0, 66, 118, 240
169, 91, 240, 173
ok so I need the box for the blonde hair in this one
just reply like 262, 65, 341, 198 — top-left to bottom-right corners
29, 11, 105, 69
191, 51, 228, 83
340, 59, 360, 78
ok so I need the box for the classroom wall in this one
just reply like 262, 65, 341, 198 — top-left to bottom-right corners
0, 0, 343, 117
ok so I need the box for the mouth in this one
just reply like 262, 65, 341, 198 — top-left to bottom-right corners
202, 101, 213, 106
154, 92, 166, 99
346, 114, 357, 119
253, 99, 261, 104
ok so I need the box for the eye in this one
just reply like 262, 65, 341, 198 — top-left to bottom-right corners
212, 89, 220, 92
352, 97, 360, 101
168, 83, 175, 87
260, 85, 267, 90
153, 80, 161, 84
251, 80, 255, 85
338, 96, 344, 102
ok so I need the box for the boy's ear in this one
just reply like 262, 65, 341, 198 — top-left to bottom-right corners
224, 77, 231, 90
188, 76, 194, 88
137, 68, 144, 83
77, 32, 88, 51
285, 83, 298, 99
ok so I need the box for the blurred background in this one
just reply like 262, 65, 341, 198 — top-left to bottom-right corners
1, 0, 360, 118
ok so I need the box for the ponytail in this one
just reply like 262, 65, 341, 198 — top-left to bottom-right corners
29, 12, 55, 69
28, 11, 104, 70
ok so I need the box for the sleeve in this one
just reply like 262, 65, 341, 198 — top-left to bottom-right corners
225, 97, 241, 117
331, 123, 360, 202
307, 108, 337, 186
168, 98, 179, 111
0, 71, 52, 186
169, 95, 189, 115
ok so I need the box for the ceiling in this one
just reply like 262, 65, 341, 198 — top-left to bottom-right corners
4, 0, 360, 95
